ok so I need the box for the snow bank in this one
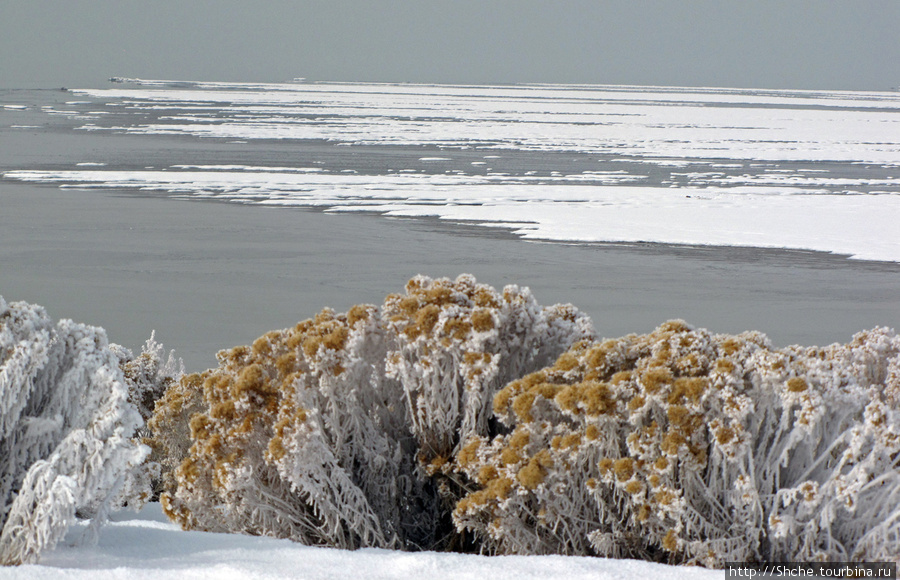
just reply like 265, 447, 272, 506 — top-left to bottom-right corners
1, 503, 720, 580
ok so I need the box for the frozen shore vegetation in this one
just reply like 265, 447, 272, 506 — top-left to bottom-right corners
455, 322, 900, 563
151, 274, 593, 551
2, 275, 899, 567
0, 297, 163, 565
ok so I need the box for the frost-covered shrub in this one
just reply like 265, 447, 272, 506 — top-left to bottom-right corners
0, 296, 147, 565
114, 332, 184, 428
384, 276, 593, 460
144, 368, 206, 504
151, 274, 592, 550
454, 321, 900, 564
113, 333, 183, 500
382, 276, 593, 504
159, 306, 425, 549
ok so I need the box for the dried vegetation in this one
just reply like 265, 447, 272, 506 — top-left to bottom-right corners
138, 275, 900, 564
454, 321, 900, 564
149, 275, 592, 550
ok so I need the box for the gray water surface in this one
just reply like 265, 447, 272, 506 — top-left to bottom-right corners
3, 181, 898, 372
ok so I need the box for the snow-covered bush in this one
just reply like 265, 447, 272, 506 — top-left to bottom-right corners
144, 367, 206, 504
0, 296, 148, 565
113, 333, 184, 500
453, 321, 900, 564
382, 276, 593, 504
152, 274, 592, 550
158, 306, 423, 548
114, 332, 184, 428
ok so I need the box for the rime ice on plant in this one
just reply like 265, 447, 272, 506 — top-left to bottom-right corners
454, 321, 900, 564
0, 296, 148, 565
382, 275, 593, 478
151, 274, 592, 550
113, 332, 184, 500
114, 332, 184, 427
156, 306, 410, 548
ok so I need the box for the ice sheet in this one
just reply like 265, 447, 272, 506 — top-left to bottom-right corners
71, 81, 900, 165
6, 169, 898, 261
6, 80, 898, 262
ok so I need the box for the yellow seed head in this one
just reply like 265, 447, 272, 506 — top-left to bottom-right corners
787, 377, 808, 392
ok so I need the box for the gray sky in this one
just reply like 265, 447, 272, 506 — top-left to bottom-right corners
2, 0, 899, 90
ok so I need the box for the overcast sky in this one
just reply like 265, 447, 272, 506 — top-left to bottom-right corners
2, 0, 899, 91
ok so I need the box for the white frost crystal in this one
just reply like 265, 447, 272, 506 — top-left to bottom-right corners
153, 275, 593, 550
0, 297, 147, 565
454, 322, 900, 564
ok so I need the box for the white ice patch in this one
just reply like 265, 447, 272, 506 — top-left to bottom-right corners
170, 164, 324, 173
11, 81, 900, 263
5, 169, 898, 262
68, 82, 900, 166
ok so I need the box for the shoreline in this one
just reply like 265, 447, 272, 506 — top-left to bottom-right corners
3, 181, 898, 372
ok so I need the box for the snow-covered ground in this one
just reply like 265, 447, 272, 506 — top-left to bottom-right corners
3, 79, 899, 261
0, 503, 719, 580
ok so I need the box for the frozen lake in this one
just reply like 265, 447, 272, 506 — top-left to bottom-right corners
1, 81, 899, 370
4, 79, 900, 260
